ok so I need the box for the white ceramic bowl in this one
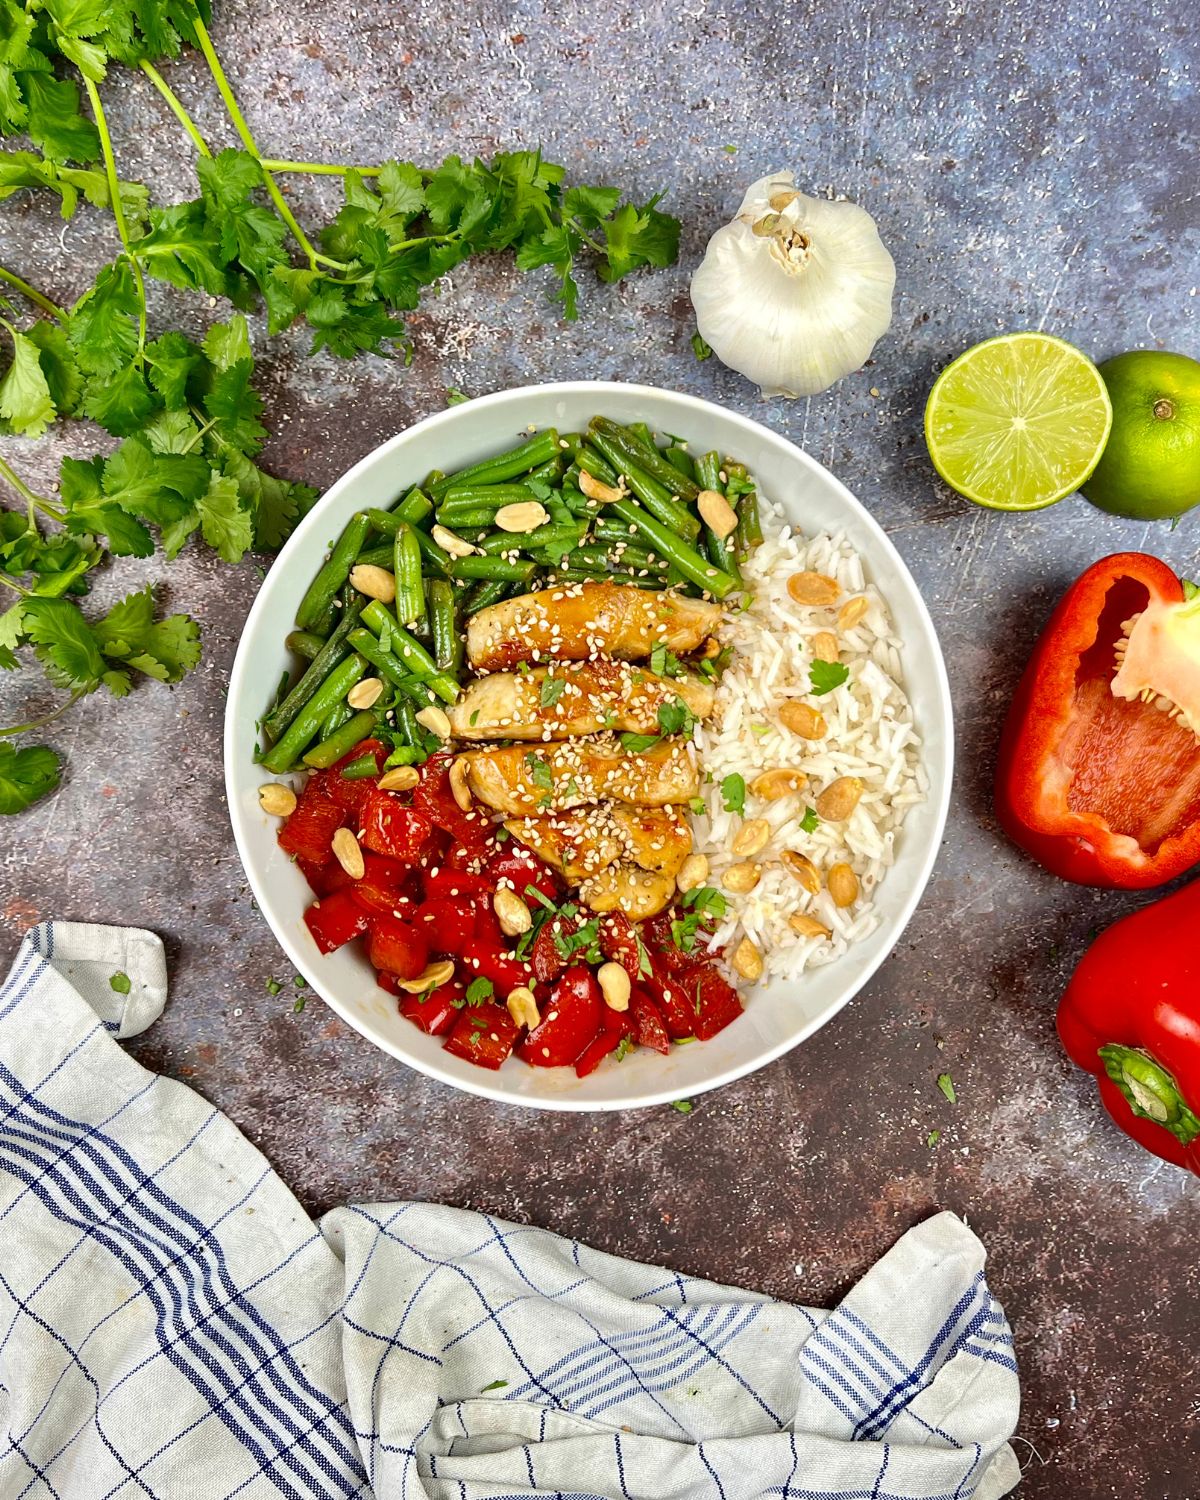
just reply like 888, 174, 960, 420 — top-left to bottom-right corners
225, 382, 952, 1110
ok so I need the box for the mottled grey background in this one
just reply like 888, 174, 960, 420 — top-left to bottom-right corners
2, 0, 1199, 1493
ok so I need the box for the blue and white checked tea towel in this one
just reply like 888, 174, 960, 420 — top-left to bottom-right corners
0, 923, 1021, 1499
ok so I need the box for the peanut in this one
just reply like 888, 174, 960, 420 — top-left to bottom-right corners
331, 827, 365, 880
506, 986, 540, 1030
347, 676, 384, 709
811, 631, 839, 663
815, 775, 864, 822
722, 861, 762, 894
787, 570, 841, 607
398, 959, 455, 993
416, 705, 451, 740
731, 817, 771, 858
750, 768, 806, 800
697, 489, 738, 540
788, 913, 831, 940
348, 563, 396, 603
493, 886, 532, 936
781, 850, 821, 893
827, 862, 860, 908
431, 524, 478, 559
449, 756, 473, 811
579, 470, 624, 506
258, 783, 296, 817
495, 501, 550, 533
837, 595, 870, 631
676, 852, 710, 893
597, 961, 632, 1011
378, 765, 420, 792
732, 936, 764, 980
779, 701, 827, 739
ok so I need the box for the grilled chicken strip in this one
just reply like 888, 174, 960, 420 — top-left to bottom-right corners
505, 805, 693, 883
466, 581, 722, 673
579, 864, 677, 922
464, 737, 698, 816
448, 658, 716, 741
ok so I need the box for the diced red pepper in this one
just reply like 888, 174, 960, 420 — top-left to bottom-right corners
484, 844, 562, 908
412, 897, 476, 956
600, 1001, 637, 1039
575, 1030, 623, 1078
297, 857, 335, 896
645, 957, 699, 1039
278, 787, 345, 865
413, 752, 495, 851
348, 853, 416, 917
691, 967, 743, 1041
399, 979, 464, 1037
360, 790, 436, 862
421, 868, 493, 901
443, 1001, 520, 1070
599, 910, 643, 982
304, 888, 369, 954
529, 921, 564, 984
631, 986, 671, 1054
367, 913, 429, 981
461, 936, 532, 996
519, 965, 602, 1068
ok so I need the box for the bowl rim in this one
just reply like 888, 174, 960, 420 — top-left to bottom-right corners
224, 379, 954, 1111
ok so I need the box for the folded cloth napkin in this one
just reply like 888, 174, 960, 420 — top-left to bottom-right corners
0, 923, 1021, 1499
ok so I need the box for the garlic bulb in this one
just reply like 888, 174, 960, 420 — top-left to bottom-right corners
690, 171, 895, 398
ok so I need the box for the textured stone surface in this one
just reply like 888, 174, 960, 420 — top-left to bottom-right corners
2, 0, 1199, 1492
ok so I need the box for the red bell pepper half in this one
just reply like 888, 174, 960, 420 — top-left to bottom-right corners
1058, 878, 1200, 1174
996, 553, 1200, 888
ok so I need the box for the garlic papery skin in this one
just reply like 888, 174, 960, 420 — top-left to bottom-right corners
690, 171, 896, 399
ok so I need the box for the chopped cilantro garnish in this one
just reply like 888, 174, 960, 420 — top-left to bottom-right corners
466, 977, 495, 1006
672, 886, 727, 953
720, 773, 746, 816
657, 697, 695, 736
810, 660, 850, 696
619, 731, 660, 753
266, 978, 282, 996
1185, 579, 1199, 601
524, 752, 554, 792
650, 643, 685, 677
799, 806, 820, 834
469, 709, 481, 726
927, 1129, 941, 1148
480, 1378, 508, 1391
688, 796, 707, 816
525, 885, 557, 911
540, 675, 567, 708
691, 331, 713, 361
293, 994, 307, 1013
671, 1099, 694, 1113
613, 1036, 635, 1062
109, 971, 131, 995
936, 1072, 957, 1104
446, 388, 470, 405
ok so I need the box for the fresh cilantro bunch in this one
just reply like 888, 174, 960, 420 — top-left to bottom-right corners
0, 0, 681, 813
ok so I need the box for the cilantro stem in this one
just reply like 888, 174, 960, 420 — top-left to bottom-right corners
0, 692, 83, 738
0, 455, 60, 518
139, 62, 212, 157
80, 75, 148, 359
191, 19, 325, 272
0, 266, 64, 322
0, 573, 29, 597
260, 159, 382, 177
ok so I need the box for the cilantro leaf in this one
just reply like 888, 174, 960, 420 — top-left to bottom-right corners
799, 806, 820, 835
936, 1073, 957, 1104
109, 971, 132, 994
196, 473, 253, 563
0, 322, 56, 436
691, 331, 712, 361
656, 697, 695, 737
20, 596, 109, 695
720, 773, 746, 817
23, 72, 99, 163
539, 674, 567, 708
91, 587, 201, 683
810, 660, 850, 696
619, 731, 659, 753
0, 741, 61, 814
524, 752, 554, 793
465, 976, 495, 1006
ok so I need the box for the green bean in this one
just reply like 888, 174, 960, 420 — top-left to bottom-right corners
285, 630, 326, 661
357, 602, 459, 703
322, 698, 354, 738
393, 698, 421, 745
696, 451, 722, 492
694, 450, 743, 581
477, 522, 580, 555
448, 555, 537, 584
735, 489, 764, 557
547, 568, 664, 590
413, 526, 452, 575
559, 432, 584, 457
434, 505, 503, 530
589, 417, 701, 501
575, 445, 619, 485
423, 468, 446, 493
607, 497, 739, 598
588, 431, 702, 542
260, 653, 367, 773
392, 674, 438, 708
441, 482, 543, 509
356, 542, 395, 569
340, 752, 381, 780
430, 429, 561, 499
568, 542, 667, 572
524, 454, 567, 484
628, 420, 655, 448
428, 580, 462, 678
664, 444, 696, 482
392, 521, 424, 626
464, 579, 513, 613
262, 603, 361, 744
309, 600, 339, 638
301, 709, 378, 770
294, 511, 371, 630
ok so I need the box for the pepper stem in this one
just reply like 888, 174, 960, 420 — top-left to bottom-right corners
1098, 1044, 1200, 1146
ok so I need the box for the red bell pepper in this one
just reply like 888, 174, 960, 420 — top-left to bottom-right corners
519, 965, 602, 1067
996, 552, 1200, 888
483, 844, 562, 907
443, 1001, 520, 1070
412, 897, 477, 957
413, 752, 494, 851
304, 888, 369, 954
631, 986, 670, 1054
359, 791, 435, 863
398, 979, 464, 1037
367, 913, 429, 981
1058, 878, 1200, 1174
278, 785, 344, 865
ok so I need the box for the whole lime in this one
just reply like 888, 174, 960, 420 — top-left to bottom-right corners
1083, 350, 1200, 520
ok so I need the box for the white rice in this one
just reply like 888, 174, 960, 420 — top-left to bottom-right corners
692, 494, 927, 981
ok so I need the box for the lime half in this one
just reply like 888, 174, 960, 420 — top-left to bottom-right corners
924, 332, 1113, 511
